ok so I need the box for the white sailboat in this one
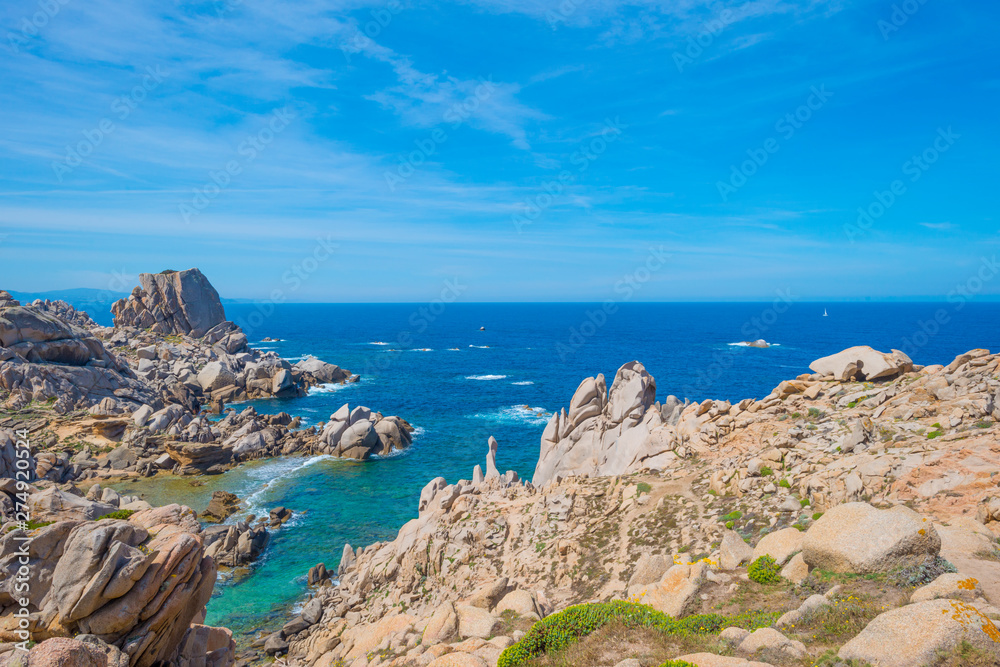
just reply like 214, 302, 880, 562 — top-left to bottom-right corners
823, 308, 828, 317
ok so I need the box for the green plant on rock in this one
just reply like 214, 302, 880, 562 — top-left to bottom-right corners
747, 555, 781, 584
759, 466, 773, 476
658, 661, 698, 667
495, 600, 777, 667
96, 509, 136, 521
778, 479, 791, 489
636, 482, 652, 495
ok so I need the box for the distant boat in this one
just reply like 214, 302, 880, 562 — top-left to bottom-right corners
823, 308, 828, 317
479, 326, 485, 331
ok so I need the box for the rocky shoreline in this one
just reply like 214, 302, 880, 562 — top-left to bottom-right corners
0, 269, 415, 666
2, 273, 1000, 666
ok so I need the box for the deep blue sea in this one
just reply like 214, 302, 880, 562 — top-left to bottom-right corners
107, 302, 999, 641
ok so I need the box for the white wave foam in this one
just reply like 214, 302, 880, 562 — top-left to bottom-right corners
233, 455, 332, 520
466, 374, 507, 381
468, 344, 490, 349
307, 382, 354, 395
410, 348, 433, 352
368, 341, 390, 345
471, 405, 551, 426
511, 381, 534, 385
727, 341, 780, 347
447, 348, 460, 351
410, 426, 426, 437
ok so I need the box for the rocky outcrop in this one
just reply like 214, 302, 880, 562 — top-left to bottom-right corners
533, 361, 703, 485
270, 346, 1000, 667
0, 498, 230, 667
0, 301, 154, 412
29, 298, 99, 329
318, 404, 413, 459
111, 269, 228, 338
808, 345, 913, 381
838, 599, 1000, 667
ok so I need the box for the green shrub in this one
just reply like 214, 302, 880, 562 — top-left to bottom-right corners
495, 600, 776, 667
97, 509, 136, 521
800, 498, 810, 507
778, 479, 791, 489
5, 519, 54, 533
812, 512, 823, 520
725, 521, 735, 530
659, 661, 698, 667
721, 510, 742, 522
748, 555, 781, 584
759, 466, 773, 476
636, 482, 652, 495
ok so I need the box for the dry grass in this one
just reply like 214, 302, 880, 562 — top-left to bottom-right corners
932, 641, 1000, 667
522, 621, 732, 667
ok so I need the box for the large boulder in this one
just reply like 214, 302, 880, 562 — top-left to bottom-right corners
111, 268, 227, 338
629, 561, 705, 617
293, 356, 349, 384
803, 502, 941, 574
809, 345, 913, 382
838, 599, 1000, 667
197, 362, 236, 393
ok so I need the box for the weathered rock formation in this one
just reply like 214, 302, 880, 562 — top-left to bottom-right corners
111, 269, 228, 338
808, 344, 913, 381
0, 492, 232, 667
0, 301, 154, 412
533, 361, 702, 485
318, 404, 413, 459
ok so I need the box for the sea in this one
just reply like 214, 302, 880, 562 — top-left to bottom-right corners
105, 301, 1000, 642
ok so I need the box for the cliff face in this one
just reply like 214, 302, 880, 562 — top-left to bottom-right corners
112, 269, 227, 338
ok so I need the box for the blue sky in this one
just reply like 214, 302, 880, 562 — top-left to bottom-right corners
0, 0, 997, 302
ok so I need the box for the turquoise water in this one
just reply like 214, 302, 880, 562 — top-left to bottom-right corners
109, 302, 1000, 640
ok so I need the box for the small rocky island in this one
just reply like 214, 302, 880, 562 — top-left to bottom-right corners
2, 273, 1000, 667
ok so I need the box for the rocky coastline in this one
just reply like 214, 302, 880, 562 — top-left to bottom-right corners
2, 274, 1000, 666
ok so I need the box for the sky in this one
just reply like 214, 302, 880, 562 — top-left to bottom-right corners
0, 0, 997, 302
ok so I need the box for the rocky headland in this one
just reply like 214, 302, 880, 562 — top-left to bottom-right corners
2, 275, 1000, 667
0, 271, 415, 666
260, 347, 1000, 667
